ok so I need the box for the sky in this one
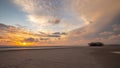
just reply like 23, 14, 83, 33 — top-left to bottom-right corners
0, 0, 120, 46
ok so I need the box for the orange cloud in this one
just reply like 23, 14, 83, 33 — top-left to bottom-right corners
0, 23, 68, 46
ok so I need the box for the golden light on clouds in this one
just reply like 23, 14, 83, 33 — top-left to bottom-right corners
0, 23, 68, 46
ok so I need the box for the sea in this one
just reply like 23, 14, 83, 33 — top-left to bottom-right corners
0, 46, 79, 51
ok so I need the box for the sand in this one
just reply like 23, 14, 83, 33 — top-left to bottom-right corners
0, 46, 120, 68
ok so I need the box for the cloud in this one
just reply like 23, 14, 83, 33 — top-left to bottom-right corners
40, 38, 49, 40
24, 37, 36, 42
68, 20, 120, 45
13, 0, 88, 32
0, 23, 68, 45
48, 18, 60, 24
99, 31, 114, 36
112, 24, 120, 31
108, 34, 120, 40
13, 0, 120, 28
63, 0, 120, 45
14, 0, 64, 25
0, 23, 8, 28
11, 0, 120, 45
0, 23, 17, 34
70, 0, 120, 23
52, 32, 67, 35
48, 34, 61, 38
0, 23, 38, 44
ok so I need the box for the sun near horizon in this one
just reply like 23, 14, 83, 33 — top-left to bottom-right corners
14, 41, 34, 46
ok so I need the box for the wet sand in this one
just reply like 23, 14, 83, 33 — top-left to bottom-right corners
0, 46, 120, 68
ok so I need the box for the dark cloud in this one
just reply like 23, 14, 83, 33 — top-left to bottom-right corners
24, 38, 36, 42
0, 23, 35, 36
40, 38, 49, 40
48, 18, 60, 24
0, 23, 10, 32
0, 23, 21, 33
61, 32, 67, 35
52, 32, 60, 35
52, 32, 67, 35
48, 35, 61, 37
0, 23, 8, 28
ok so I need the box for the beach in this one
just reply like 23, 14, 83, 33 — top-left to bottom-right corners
0, 46, 120, 68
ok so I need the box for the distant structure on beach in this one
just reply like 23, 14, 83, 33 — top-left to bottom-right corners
88, 42, 104, 46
